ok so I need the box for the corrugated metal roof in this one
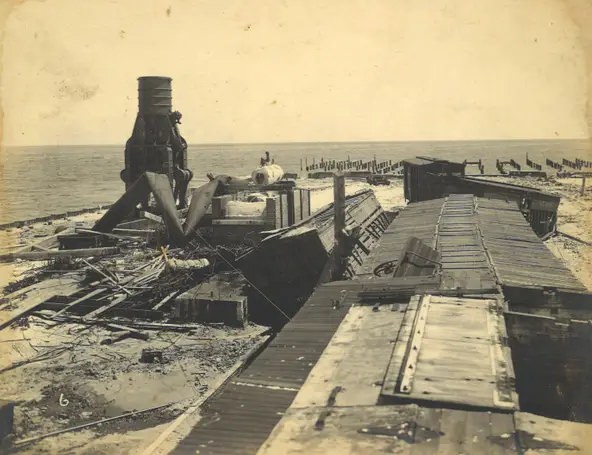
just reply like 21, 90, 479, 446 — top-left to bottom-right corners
173, 383, 295, 455
361, 194, 586, 293
358, 198, 445, 278
171, 282, 360, 455
476, 198, 587, 292
437, 194, 498, 291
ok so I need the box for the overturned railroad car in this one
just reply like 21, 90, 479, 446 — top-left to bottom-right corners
403, 156, 560, 237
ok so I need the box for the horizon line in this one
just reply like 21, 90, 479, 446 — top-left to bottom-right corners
3, 137, 591, 148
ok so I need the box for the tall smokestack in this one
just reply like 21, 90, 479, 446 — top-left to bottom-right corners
121, 76, 193, 209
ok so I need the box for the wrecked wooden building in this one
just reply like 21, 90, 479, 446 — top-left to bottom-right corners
236, 188, 390, 322
168, 194, 592, 454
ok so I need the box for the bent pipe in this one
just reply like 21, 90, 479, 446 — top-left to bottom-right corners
94, 172, 194, 246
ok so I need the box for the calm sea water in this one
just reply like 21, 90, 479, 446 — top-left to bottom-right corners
1, 139, 590, 224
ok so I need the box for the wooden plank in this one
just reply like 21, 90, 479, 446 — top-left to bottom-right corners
112, 228, 157, 235
12, 232, 69, 255
51, 287, 108, 318
490, 413, 518, 454
440, 256, 488, 263
411, 407, 442, 455
382, 296, 419, 393
400, 296, 430, 393
140, 210, 163, 223
1, 278, 76, 303
291, 306, 404, 408
152, 290, 181, 310
104, 323, 150, 340
440, 263, 489, 270
437, 409, 469, 454
81, 259, 134, 295
211, 219, 266, 226
462, 411, 508, 454
0, 247, 120, 263
82, 293, 128, 320
415, 351, 496, 382
0, 278, 82, 330
419, 325, 491, 347
466, 270, 484, 289
410, 377, 496, 408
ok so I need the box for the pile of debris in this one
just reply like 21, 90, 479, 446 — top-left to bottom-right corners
2, 228, 256, 330
0, 217, 270, 451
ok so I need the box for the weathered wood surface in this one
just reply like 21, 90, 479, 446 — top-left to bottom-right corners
257, 405, 519, 455
290, 305, 405, 409
515, 412, 592, 453
381, 295, 518, 411
0, 278, 83, 330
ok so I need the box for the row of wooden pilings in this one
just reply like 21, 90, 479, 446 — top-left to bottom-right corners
300, 153, 592, 179
544, 158, 590, 172
300, 157, 404, 174
463, 159, 485, 174
493, 155, 592, 175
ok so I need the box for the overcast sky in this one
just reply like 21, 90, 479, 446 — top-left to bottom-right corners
1, 0, 590, 145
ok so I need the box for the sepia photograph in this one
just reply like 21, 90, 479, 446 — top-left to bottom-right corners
0, 1, 591, 453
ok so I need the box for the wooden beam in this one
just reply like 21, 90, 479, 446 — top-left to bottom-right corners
31, 245, 51, 252
0, 278, 82, 330
82, 293, 128, 320
76, 228, 135, 241
211, 219, 266, 226
103, 323, 150, 340
0, 247, 120, 263
140, 210, 164, 223
112, 228, 156, 235
152, 290, 181, 310
12, 231, 71, 255
333, 172, 346, 252
80, 259, 133, 295
51, 288, 108, 318
51, 315, 205, 332
13, 401, 178, 447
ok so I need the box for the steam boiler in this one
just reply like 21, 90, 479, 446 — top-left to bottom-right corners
120, 76, 193, 209
251, 151, 284, 185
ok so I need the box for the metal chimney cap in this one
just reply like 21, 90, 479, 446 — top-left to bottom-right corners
137, 76, 172, 81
